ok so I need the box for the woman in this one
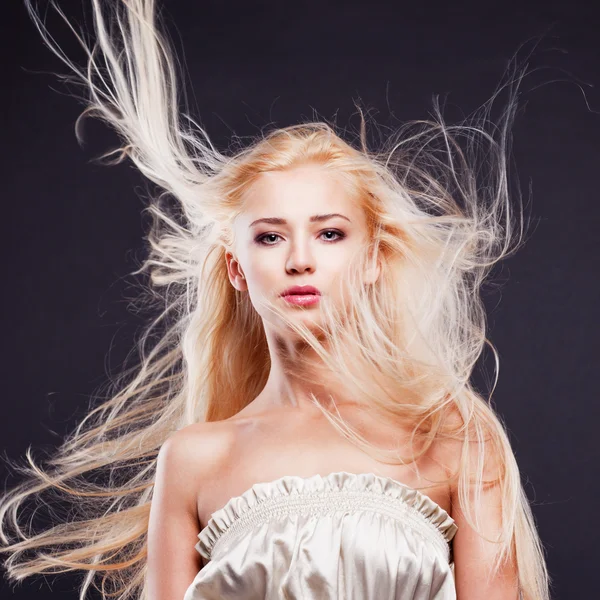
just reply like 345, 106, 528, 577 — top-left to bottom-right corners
0, 1, 551, 599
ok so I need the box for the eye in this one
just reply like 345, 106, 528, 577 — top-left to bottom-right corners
255, 233, 282, 245
254, 229, 346, 246
320, 229, 345, 242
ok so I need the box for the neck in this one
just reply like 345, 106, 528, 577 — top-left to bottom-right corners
255, 327, 350, 413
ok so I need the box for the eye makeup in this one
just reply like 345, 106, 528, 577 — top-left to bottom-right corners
254, 229, 347, 246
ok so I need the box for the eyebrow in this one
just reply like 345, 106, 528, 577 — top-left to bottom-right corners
249, 213, 351, 228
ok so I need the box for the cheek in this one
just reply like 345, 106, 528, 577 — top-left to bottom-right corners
318, 243, 362, 274
242, 253, 280, 294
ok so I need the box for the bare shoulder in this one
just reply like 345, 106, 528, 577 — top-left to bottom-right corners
429, 404, 505, 497
159, 420, 241, 527
161, 420, 236, 479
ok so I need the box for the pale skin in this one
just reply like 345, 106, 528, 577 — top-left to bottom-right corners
146, 165, 520, 599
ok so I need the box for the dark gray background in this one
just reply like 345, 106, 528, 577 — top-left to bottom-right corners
2, 0, 598, 598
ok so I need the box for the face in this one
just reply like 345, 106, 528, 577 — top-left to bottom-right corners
226, 164, 380, 334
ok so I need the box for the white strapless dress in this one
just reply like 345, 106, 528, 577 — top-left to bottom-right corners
183, 471, 458, 599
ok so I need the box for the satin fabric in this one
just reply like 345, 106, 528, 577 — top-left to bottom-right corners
183, 471, 458, 599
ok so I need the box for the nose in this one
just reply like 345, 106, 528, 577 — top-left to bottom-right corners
285, 239, 315, 274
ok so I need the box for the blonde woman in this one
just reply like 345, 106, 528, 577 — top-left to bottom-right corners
0, 1, 551, 599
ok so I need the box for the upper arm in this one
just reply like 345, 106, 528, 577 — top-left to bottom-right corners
449, 438, 520, 600
146, 424, 218, 600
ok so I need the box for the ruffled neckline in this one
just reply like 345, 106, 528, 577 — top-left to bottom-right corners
197, 470, 458, 561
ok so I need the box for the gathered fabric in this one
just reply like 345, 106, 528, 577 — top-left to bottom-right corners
184, 471, 458, 600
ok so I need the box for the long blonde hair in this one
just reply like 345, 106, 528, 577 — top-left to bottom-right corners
1, 1, 551, 599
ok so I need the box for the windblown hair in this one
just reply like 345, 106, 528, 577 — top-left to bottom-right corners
1, 1, 551, 599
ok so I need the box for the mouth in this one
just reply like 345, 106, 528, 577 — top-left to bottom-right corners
280, 285, 322, 306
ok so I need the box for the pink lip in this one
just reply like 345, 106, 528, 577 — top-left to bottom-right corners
280, 285, 321, 307
281, 285, 321, 296
282, 294, 321, 306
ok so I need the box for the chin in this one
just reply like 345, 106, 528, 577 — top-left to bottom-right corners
271, 310, 325, 336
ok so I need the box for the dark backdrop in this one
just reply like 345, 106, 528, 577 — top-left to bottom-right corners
2, 1, 598, 598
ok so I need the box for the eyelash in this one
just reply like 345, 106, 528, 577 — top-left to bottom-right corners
255, 229, 346, 246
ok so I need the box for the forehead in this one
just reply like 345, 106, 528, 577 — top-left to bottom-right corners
238, 165, 361, 220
